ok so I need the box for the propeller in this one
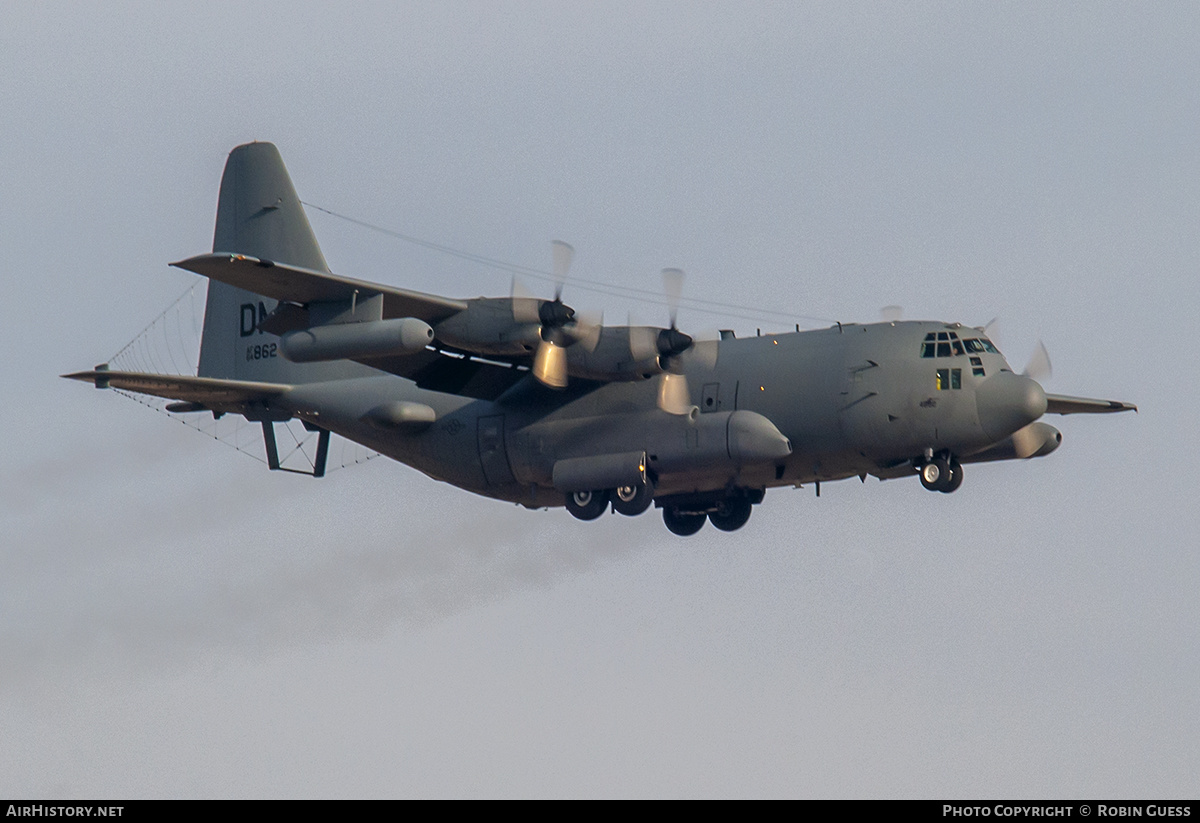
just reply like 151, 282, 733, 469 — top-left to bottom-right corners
976, 317, 1051, 383
516, 241, 602, 389
633, 268, 719, 415
880, 305, 904, 323
1023, 339, 1053, 383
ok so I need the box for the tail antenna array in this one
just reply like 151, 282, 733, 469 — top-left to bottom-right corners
105, 283, 378, 474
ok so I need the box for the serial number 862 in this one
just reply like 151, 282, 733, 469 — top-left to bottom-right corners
246, 343, 278, 361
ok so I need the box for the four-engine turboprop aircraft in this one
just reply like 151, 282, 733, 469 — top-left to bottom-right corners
65, 143, 1136, 535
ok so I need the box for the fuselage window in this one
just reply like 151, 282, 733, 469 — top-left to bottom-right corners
936, 368, 963, 390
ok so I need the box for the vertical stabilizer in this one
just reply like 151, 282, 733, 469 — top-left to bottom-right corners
211, 142, 329, 271
197, 143, 371, 384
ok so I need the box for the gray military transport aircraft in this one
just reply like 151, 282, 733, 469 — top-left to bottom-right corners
66, 143, 1136, 535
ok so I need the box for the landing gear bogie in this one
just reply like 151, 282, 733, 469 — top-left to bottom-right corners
657, 488, 760, 535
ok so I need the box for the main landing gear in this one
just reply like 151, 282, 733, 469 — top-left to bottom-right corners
919, 454, 963, 493
565, 490, 608, 521
659, 489, 763, 536
564, 483, 763, 536
565, 478, 657, 521
662, 508, 707, 536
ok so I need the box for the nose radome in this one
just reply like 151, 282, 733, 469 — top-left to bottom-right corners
976, 371, 1048, 442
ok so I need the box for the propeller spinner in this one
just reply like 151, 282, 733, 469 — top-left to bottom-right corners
517, 241, 601, 389
630, 268, 719, 415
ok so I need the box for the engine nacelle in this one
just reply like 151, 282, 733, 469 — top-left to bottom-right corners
564, 326, 664, 382
433, 298, 541, 356
963, 421, 1062, 463
280, 317, 434, 363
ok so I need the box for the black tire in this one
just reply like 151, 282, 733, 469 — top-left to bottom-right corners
611, 479, 654, 516
941, 461, 963, 493
920, 457, 951, 492
708, 497, 753, 532
565, 490, 607, 521
663, 507, 706, 536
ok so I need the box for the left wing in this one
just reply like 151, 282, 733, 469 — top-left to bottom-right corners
172, 253, 468, 324
1044, 393, 1137, 415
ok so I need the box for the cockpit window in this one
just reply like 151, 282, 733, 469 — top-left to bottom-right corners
924, 334, 999, 358
963, 338, 998, 354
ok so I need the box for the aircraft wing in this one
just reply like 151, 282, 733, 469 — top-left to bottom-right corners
62, 369, 290, 411
1044, 393, 1137, 415
172, 253, 468, 323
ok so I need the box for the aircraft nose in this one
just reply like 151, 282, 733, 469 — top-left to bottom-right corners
975, 371, 1048, 441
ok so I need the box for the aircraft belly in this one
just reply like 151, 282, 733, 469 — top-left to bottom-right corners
282, 375, 504, 494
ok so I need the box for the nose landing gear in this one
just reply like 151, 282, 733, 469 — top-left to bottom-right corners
919, 455, 963, 493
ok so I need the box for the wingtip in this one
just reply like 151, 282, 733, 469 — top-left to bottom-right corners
62, 369, 110, 388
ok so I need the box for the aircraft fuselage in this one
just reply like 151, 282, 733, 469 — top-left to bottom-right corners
281, 319, 1048, 509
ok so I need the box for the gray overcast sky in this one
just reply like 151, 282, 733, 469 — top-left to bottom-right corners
2, 1, 1196, 798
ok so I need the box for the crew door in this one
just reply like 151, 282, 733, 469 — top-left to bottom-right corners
477, 414, 515, 486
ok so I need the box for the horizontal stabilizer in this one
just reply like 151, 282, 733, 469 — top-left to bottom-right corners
62, 369, 291, 411
1044, 393, 1137, 415
173, 253, 468, 323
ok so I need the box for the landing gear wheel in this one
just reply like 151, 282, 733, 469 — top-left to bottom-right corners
611, 479, 655, 516
941, 461, 963, 493
663, 507, 707, 536
708, 497, 753, 532
565, 490, 607, 521
920, 457, 951, 492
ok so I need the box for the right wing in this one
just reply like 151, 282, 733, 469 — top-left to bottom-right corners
62, 357, 531, 406
62, 369, 290, 413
